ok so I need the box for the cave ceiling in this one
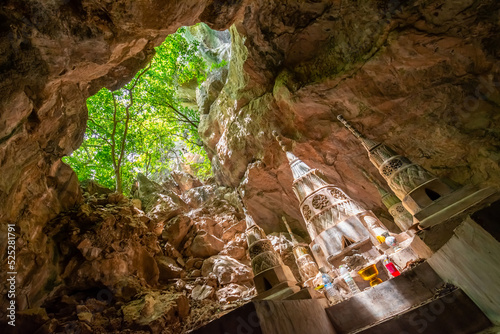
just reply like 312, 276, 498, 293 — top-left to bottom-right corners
1, 0, 499, 246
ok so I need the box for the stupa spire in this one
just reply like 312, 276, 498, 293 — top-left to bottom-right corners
272, 130, 315, 181
243, 206, 258, 229
337, 114, 454, 223
337, 115, 380, 152
282, 216, 299, 245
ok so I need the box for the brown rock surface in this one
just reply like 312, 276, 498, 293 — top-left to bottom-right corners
161, 215, 193, 249
1, 0, 500, 331
190, 231, 225, 258
171, 170, 204, 193
201, 255, 253, 286
0, 173, 256, 332
191, 285, 215, 301
156, 256, 185, 282
0, 1, 244, 313
219, 234, 248, 260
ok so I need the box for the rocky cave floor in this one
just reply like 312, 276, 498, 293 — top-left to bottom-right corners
2, 0, 500, 332
16, 171, 302, 334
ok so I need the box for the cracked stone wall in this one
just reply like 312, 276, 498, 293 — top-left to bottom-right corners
0, 0, 246, 315
200, 0, 500, 235
1, 0, 499, 316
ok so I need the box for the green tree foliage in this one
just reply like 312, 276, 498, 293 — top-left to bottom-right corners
64, 27, 214, 194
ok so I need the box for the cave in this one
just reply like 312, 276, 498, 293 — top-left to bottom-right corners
1, 1, 500, 333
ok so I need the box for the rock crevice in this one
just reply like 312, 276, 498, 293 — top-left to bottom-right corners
1, 1, 500, 330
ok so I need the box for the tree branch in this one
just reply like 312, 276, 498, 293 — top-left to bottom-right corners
170, 133, 203, 147
117, 62, 152, 169
148, 97, 200, 130
111, 93, 118, 171
88, 128, 112, 147
88, 118, 112, 138
81, 142, 95, 163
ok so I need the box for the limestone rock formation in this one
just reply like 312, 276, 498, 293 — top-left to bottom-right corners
201, 255, 253, 286
1, 174, 258, 333
216, 283, 254, 304
1, 0, 500, 332
199, 0, 500, 238
156, 256, 185, 282
121, 291, 189, 332
191, 285, 215, 301
190, 231, 225, 258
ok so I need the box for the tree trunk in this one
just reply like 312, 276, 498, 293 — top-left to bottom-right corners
115, 168, 122, 193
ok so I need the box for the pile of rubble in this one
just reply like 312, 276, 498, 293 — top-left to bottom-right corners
24, 171, 281, 333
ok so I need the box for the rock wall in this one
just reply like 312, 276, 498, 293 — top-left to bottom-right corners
2, 175, 257, 333
200, 0, 500, 235
1, 0, 500, 326
0, 0, 245, 319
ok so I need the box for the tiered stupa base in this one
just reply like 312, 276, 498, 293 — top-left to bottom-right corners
252, 265, 301, 300
191, 262, 492, 334
416, 186, 496, 228
325, 262, 491, 334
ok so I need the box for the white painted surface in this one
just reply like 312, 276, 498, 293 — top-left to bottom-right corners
255, 299, 337, 334
428, 218, 500, 325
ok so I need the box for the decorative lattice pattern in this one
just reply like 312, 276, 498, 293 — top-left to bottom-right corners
251, 252, 282, 275
390, 164, 435, 197
312, 194, 330, 210
330, 188, 348, 201
382, 159, 403, 177
302, 205, 312, 220
390, 203, 409, 219
248, 239, 274, 259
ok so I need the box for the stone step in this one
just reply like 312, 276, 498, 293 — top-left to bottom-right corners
190, 262, 492, 334
189, 299, 336, 334
353, 289, 491, 334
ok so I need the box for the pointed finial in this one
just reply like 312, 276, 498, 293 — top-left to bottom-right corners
282, 216, 298, 245
272, 130, 289, 153
243, 206, 258, 229
337, 114, 380, 152
272, 130, 302, 165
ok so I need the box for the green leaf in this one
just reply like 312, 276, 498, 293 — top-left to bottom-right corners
65, 25, 220, 194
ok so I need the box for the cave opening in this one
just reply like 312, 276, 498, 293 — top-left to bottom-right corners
63, 23, 231, 195
2, 1, 500, 333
